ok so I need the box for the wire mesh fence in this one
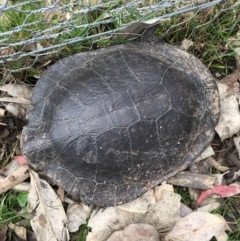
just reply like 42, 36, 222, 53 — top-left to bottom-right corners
0, 0, 239, 81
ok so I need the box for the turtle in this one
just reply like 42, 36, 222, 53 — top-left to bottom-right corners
21, 41, 220, 207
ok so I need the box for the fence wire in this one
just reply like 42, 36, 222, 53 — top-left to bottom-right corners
0, 0, 239, 78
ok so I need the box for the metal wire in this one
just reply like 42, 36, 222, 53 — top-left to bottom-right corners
0, 0, 237, 66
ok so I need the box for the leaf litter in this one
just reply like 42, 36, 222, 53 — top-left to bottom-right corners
0, 27, 240, 241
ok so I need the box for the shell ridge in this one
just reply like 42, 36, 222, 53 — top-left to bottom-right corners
119, 49, 141, 83
87, 67, 116, 95
126, 90, 141, 121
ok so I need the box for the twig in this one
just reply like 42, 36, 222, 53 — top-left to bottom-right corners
167, 171, 217, 189
0, 164, 29, 194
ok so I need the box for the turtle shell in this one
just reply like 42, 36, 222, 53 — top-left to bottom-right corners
21, 42, 220, 207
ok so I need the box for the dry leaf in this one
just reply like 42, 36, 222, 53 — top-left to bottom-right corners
113, 18, 170, 41
197, 202, 221, 212
22, 43, 43, 52
0, 84, 33, 118
233, 136, 240, 158
57, 186, 65, 202
5, 103, 26, 118
0, 108, 6, 117
107, 223, 159, 241
67, 203, 90, 233
215, 82, 240, 140
0, 84, 33, 104
28, 170, 69, 241
8, 223, 27, 240
180, 39, 193, 50
194, 145, 215, 162
220, 47, 240, 95
197, 184, 240, 206
180, 203, 192, 217
165, 212, 230, 241
86, 184, 181, 241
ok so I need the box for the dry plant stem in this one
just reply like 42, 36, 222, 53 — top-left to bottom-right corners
233, 136, 240, 159
167, 171, 217, 189
206, 156, 230, 172
0, 175, 30, 192
0, 164, 29, 194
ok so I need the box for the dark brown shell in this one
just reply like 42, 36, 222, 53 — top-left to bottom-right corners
21, 42, 220, 207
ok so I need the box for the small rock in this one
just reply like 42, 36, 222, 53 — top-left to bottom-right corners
107, 223, 159, 241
